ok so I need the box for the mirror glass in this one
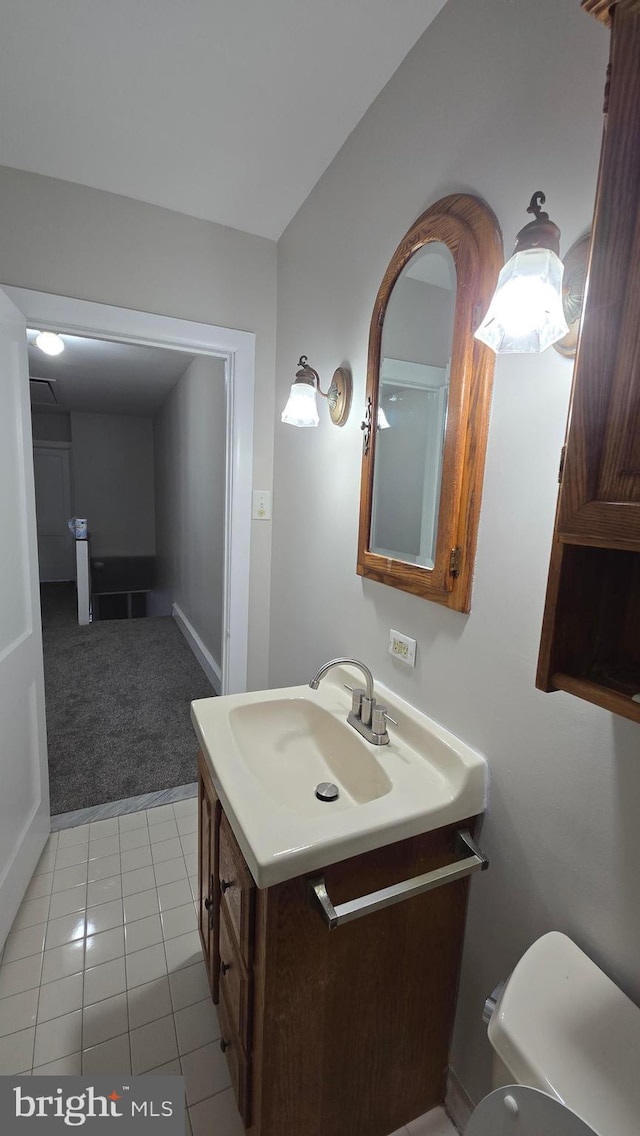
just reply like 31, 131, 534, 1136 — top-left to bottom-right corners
370, 241, 456, 569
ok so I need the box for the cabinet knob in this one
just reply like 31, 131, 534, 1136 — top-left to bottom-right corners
220, 960, 231, 976
221, 878, 233, 893
204, 897, 212, 910
220, 1038, 230, 1053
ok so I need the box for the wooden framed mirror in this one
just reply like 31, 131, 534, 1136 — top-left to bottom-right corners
356, 193, 503, 612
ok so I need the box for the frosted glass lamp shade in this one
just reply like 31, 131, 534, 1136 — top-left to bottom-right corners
474, 247, 569, 354
281, 381, 319, 427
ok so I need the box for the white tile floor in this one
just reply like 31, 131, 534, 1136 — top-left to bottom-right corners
0, 797, 458, 1136
400, 1108, 458, 1136
0, 798, 241, 1136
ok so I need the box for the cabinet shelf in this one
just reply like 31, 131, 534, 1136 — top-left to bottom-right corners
538, 543, 640, 722
552, 673, 640, 725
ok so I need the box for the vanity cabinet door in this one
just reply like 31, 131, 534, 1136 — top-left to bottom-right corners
219, 813, 255, 966
211, 811, 255, 1128
219, 905, 253, 1054
218, 983, 252, 1126
197, 751, 220, 1001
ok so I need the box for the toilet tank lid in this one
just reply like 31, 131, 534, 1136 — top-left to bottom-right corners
488, 932, 640, 1136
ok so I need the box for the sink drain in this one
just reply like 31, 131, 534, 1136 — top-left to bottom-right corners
315, 782, 339, 802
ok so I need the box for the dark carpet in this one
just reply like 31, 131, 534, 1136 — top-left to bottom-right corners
41, 584, 214, 814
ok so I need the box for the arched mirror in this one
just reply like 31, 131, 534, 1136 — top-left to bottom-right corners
357, 194, 503, 612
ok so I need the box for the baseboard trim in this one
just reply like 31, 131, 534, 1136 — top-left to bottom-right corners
51, 783, 198, 831
0, 807, 48, 954
446, 1066, 475, 1133
172, 603, 222, 694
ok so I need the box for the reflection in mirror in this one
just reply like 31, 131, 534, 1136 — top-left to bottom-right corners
370, 242, 456, 568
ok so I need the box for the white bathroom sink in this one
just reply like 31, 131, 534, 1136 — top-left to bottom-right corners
191, 664, 487, 887
228, 698, 393, 813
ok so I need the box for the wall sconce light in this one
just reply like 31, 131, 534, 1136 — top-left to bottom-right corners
281, 356, 352, 428
360, 396, 391, 454
475, 191, 569, 354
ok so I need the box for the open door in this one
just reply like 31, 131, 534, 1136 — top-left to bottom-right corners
0, 288, 50, 950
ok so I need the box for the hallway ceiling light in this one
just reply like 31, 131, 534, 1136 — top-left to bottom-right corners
281, 355, 352, 428
35, 330, 65, 356
474, 191, 569, 354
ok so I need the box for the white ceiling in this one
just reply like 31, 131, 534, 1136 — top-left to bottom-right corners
28, 331, 195, 416
0, 0, 448, 240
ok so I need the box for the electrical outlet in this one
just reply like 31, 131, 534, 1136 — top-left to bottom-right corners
252, 490, 272, 520
388, 629, 417, 667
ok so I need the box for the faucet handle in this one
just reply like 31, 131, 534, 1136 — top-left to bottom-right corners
372, 704, 397, 736
345, 684, 365, 718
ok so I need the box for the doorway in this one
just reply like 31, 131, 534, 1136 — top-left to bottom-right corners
10, 288, 255, 819
7, 286, 255, 697
31, 331, 228, 814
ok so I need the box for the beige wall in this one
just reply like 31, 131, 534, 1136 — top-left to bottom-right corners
271, 0, 640, 1107
154, 356, 226, 676
0, 165, 276, 689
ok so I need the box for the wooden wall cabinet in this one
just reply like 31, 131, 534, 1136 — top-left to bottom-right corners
537, 0, 640, 723
197, 751, 477, 1136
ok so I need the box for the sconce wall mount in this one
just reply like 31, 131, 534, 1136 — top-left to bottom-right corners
553, 230, 591, 358
512, 191, 561, 256
281, 356, 352, 428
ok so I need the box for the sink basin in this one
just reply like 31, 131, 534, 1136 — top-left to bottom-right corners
228, 698, 392, 814
191, 664, 487, 887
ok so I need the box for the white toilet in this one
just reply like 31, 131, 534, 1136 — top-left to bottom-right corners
465, 931, 640, 1136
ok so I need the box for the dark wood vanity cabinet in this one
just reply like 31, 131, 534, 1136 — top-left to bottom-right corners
198, 763, 220, 1000
197, 750, 477, 1136
537, 0, 640, 723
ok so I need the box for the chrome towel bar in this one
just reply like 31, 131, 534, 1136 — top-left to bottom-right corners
307, 829, 488, 929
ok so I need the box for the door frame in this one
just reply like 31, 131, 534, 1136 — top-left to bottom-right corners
32, 440, 74, 582
6, 287, 255, 695
0, 288, 50, 950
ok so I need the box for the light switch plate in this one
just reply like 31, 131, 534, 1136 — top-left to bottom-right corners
252, 490, 272, 520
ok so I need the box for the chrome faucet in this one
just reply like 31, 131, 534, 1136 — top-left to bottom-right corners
309, 657, 395, 745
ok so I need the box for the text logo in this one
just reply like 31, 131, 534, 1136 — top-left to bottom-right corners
1, 1076, 184, 1133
